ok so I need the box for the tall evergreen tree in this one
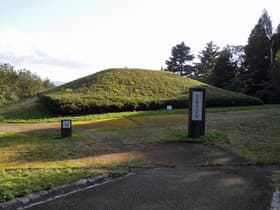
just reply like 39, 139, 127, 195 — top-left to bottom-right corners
243, 10, 272, 97
210, 47, 236, 89
264, 51, 280, 103
194, 41, 219, 81
271, 23, 280, 64
165, 42, 194, 76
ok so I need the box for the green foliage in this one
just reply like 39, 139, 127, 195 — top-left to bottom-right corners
40, 69, 263, 116
242, 10, 280, 102
192, 11, 280, 102
0, 63, 54, 106
263, 51, 280, 103
194, 41, 219, 80
0, 169, 100, 202
195, 44, 245, 93
210, 48, 236, 88
243, 10, 273, 97
165, 42, 194, 76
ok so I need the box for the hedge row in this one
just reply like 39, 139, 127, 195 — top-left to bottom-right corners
40, 93, 263, 116
206, 95, 263, 107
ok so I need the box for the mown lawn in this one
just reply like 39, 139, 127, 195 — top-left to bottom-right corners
208, 113, 280, 164
0, 105, 280, 202
0, 169, 100, 202
0, 97, 278, 123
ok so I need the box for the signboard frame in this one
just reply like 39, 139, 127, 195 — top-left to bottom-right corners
61, 119, 72, 138
188, 88, 206, 138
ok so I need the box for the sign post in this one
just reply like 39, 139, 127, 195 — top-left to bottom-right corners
61, 119, 72, 138
166, 105, 173, 110
188, 88, 206, 138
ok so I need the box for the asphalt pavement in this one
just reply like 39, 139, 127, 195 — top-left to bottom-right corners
25, 165, 273, 210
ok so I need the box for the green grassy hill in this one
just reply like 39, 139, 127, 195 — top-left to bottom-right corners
41, 68, 263, 115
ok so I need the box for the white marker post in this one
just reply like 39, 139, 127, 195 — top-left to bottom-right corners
188, 88, 206, 137
166, 105, 173, 110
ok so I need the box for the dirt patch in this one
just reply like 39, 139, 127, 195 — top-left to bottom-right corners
0, 122, 59, 133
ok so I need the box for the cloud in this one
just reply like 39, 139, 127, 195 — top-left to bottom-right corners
0, 46, 92, 69
0, 29, 93, 70
32, 48, 93, 69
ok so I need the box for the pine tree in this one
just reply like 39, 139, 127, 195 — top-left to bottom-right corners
210, 48, 236, 89
165, 42, 194, 76
272, 23, 280, 63
243, 10, 272, 97
264, 51, 280, 103
194, 41, 219, 81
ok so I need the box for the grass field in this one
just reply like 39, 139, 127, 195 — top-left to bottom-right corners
0, 104, 280, 202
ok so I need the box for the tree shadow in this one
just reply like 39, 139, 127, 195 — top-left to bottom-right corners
0, 115, 249, 169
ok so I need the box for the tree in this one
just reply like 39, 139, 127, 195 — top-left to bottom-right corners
194, 41, 219, 81
210, 47, 236, 89
243, 10, 272, 97
165, 42, 194, 76
0, 64, 18, 103
263, 50, 280, 103
271, 24, 280, 65
0, 63, 54, 105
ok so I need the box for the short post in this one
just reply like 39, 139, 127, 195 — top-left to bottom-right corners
61, 119, 72, 138
188, 88, 206, 138
166, 105, 173, 110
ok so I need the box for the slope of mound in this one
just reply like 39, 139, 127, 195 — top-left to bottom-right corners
41, 68, 263, 115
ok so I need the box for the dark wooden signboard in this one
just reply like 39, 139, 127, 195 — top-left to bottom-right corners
188, 88, 206, 138
61, 119, 72, 138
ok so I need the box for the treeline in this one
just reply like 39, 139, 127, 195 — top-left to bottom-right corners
0, 63, 54, 105
166, 10, 280, 103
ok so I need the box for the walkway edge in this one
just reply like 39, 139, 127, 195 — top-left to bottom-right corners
0, 173, 135, 210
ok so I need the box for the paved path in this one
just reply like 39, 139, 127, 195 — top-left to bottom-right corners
25, 161, 274, 210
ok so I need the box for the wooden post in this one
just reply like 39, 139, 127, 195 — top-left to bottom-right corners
188, 88, 206, 138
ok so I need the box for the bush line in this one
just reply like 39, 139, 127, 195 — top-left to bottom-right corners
40, 94, 263, 116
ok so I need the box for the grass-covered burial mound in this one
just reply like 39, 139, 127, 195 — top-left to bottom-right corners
41, 68, 263, 115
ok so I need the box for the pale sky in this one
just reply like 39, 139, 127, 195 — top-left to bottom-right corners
0, 0, 280, 82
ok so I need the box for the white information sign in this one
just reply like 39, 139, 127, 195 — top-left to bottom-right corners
62, 120, 71, 128
166, 105, 173, 110
191, 91, 203, 121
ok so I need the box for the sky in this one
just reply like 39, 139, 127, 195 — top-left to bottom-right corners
0, 0, 280, 82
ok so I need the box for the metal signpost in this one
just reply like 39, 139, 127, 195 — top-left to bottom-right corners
188, 88, 206, 138
61, 119, 72, 138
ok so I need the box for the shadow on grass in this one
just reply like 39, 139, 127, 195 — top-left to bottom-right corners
0, 114, 248, 169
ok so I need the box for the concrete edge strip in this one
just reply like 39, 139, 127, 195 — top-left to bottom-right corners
17, 173, 135, 210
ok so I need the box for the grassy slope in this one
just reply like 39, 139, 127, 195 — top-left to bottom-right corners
42, 68, 263, 115
49, 68, 201, 100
